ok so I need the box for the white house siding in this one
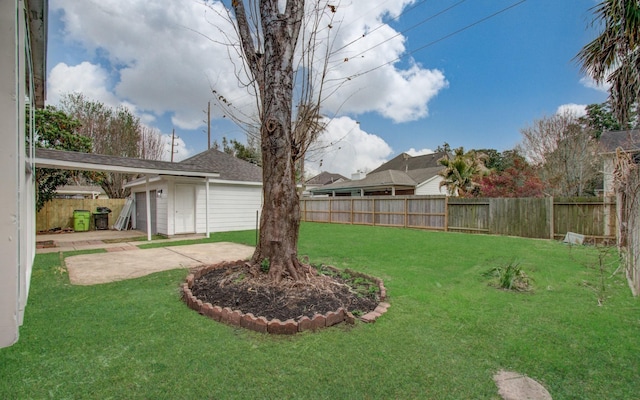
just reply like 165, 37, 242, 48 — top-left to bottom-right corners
416, 176, 448, 196
202, 183, 263, 233
155, 184, 169, 235
1, 1, 36, 348
129, 178, 262, 236
131, 181, 169, 235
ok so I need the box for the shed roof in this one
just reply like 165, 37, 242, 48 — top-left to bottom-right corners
34, 148, 220, 178
180, 148, 262, 182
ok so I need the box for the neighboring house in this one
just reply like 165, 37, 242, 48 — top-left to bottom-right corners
304, 172, 349, 194
370, 151, 446, 174
310, 152, 449, 197
1, 0, 47, 348
599, 130, 640, 196
125, 148, 263, 236
55, 185, 108, 199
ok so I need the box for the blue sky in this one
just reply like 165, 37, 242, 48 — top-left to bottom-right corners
46, 0, 607, 177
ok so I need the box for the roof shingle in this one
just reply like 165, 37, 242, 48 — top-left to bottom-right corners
180, 148, 262, 182
599, 130, 640, 154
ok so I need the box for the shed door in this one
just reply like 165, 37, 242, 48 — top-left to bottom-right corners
135, 191, 157, 234
175, 184, 195, 234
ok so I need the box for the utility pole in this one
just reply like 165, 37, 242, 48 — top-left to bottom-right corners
207, 101, 211, 150
170, 128, 178, 162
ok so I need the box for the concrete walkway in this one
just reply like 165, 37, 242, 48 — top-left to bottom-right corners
36, 230, 254, 285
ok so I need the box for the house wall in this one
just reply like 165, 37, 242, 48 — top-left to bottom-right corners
416, 176, 448, 196
130, 178, 262, 236
130, 180, 169, 235
156, 184, 169, 235
202, 182, 263, 233
1, 1, 36, 348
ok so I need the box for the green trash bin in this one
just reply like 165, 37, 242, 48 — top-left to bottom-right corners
73, 210, 91, 232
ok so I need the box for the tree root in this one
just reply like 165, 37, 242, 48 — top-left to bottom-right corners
255, 254, 318, 284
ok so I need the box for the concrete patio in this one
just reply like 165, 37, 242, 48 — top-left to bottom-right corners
35, 229, 255, 285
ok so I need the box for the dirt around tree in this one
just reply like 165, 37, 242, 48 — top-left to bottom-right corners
190, 264, 380, 322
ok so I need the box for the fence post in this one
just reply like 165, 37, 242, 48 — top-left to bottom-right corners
548, 196, 554, 240
350, 198, 354, 224
404, 197, 408, 228
372, 198, 375, 226
444, 197, 449, 232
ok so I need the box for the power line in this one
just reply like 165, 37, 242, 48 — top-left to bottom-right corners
346, 0, 467, 61
339, 0, 527, 84
333, 0, 433, 54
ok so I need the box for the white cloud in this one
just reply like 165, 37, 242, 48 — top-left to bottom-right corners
49, 0, 447, 132
160, 133, 192, 162
47, 62, 120, 107
317, 2, 448, 122
51, 0, 248, 130
305, 117, 393, 177
556, 103, 587, 117
405, 147, 435, 156
579, 75, 610, 93
48, 62, 158, 126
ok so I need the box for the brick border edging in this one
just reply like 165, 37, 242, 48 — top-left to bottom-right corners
181, 261, 389, 335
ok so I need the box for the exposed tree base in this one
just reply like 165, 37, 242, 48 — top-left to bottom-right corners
190, 263, 380, 322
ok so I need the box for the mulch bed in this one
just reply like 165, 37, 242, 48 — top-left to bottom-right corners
190, 264, 380, 322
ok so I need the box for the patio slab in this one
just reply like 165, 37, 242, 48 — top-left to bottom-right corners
64, 242, 254, 285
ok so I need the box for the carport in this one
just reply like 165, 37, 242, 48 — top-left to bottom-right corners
34, 148, 220, 241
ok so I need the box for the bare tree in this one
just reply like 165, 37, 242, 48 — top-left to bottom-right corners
59, 93, 149, 198
518, 112, 600, 197
139, 125, 165, 161
212, 0, 339, 282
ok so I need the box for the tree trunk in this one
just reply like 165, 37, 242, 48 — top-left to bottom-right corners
246, 0, 307, 283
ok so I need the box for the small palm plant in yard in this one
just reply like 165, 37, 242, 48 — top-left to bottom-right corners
484, 260, 532, 291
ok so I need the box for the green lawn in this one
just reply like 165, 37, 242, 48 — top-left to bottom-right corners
1, 223, 638, 399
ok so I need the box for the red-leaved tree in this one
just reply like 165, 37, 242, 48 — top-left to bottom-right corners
478, 157, 544, 198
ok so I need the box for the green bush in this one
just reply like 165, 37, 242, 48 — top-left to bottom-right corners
484, 261, 532, 291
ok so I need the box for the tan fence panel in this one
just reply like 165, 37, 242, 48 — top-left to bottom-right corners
302, 198, 331, 223
489, 197, 552, 239
330, 198, 353, 224
36, 198, 127, 232
407, 196, 446, 230
447, 198, 489, 233
352, 198, 373, 225
301, 196, 616, 242
374, 198, 406, 227
553, 197, 616, 240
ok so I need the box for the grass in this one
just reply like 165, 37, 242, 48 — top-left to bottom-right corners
1, 223, 638, 399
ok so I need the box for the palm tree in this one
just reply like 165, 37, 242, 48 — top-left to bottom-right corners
438, 147, 485, 196
576, 0, 640, 124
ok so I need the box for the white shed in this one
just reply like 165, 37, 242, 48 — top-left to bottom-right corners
126, 149, 263, 236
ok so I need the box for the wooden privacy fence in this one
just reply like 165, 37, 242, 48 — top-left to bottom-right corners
619, 167, 640, 296
36, 198, 128, 232
300, 196, 616, 241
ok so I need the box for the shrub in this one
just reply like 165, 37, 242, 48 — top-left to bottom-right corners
484, 261, 532, 291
